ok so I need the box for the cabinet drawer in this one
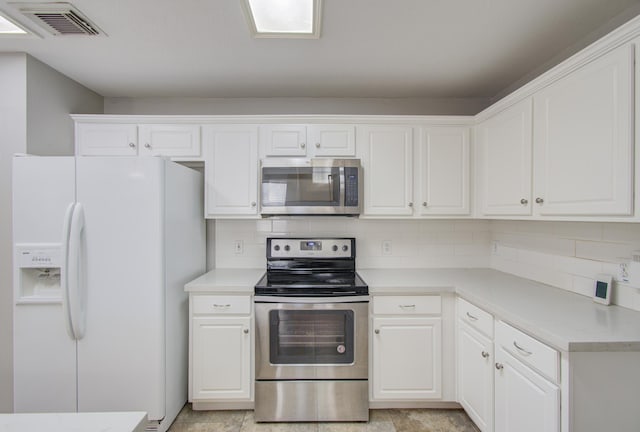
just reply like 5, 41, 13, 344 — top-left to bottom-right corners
458, 298, 494, 338
496, 320, 559, 383
192, 295, 251, 315
373, 295, 441, 315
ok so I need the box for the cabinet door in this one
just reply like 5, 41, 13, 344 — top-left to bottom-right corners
477, 98, 533, 215
358, 126, 414, 216
261, 125, 307, 156
307, 125, 356, 157
76, 123, 138, 156
533, 44, 634, 216
204, 125, 259, 217
192, 316, 251, 400
418, 127, 470, 215
372, 316, 442, 400
458, 321, 493, 432
494, 346, 559, 432
138, 124, 201, 158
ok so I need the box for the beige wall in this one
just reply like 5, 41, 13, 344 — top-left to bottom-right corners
0, 54, 102, 412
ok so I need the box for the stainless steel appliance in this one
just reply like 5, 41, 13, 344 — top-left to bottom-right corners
260, 158, 361, 216
254, 237, 369, 422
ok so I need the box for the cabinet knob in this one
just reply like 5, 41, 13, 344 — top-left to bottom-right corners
408, 202, 413, 207
243, 329, 249, 334
144, 143, 151, 149
300, 143, 306, 148
495, 363, 504, 370
315, 142, 320, 148
535, 197, 544, 204
251, 201, 257, 207
520, 198, 528, 205
481, 351, 490, 358
128, 142, 136, 148
422, 202, 427, 207
374, 329, 380, 334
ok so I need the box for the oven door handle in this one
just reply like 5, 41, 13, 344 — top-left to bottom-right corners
254, 295, 370, 304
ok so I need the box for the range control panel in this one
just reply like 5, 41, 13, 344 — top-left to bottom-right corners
268, 238, 354, 259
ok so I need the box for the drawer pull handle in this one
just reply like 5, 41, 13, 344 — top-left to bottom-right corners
374, 329, 380, 334
513, 341, 533, 356
481, 351, 490, 359
243, 329, 249, 334
495, 363, 503, 370
399, 304, 416, 309
213, 304, 231, 308
465, 312, 478, 321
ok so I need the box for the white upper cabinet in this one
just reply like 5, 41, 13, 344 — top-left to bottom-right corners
75, 121, 202, 159
358, 125, 414, 216
307, 125, 356, 156
138, 124, 201, 158
532, 44, 634, 216
261, 124, 307, 156
477, 98, 533, 216
203, 125, 259, 218
417, 127, 470, 215
261, 124, 356, 157
76, 123, 138, 156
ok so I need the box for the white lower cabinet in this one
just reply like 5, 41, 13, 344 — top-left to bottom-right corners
458, 322, 493, 431
494, 321, 559, 432
189, 294, 252, 405
371, 295, 442, 400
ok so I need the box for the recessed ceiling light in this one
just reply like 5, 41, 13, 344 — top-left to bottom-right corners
0, 11, 30, 35
241, 0, 322, 39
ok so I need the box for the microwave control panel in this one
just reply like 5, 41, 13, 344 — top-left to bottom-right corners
344, 167, 359, 207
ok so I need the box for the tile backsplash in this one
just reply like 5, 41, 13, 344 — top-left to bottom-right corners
490, 220, 640, 311
211, 218, 640, 311
214, 219, 491, 269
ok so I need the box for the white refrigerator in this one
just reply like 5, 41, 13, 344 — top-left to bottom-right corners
12, 155, 205, 432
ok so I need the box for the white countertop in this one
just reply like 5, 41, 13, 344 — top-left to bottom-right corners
0, 412, 147, 432
184, 267, 640, 353
184, 268, 264, 293
359, 268, 640, 353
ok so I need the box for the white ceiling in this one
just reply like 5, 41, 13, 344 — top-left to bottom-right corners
1, 0, 639, 100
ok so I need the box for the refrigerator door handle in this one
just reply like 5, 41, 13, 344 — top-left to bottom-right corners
67, 203, 87, 340
61, 202, 77, 340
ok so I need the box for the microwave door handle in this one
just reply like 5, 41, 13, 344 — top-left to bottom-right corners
328, 174, 334, 202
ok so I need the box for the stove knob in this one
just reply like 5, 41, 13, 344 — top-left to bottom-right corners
274, 245, 280, 251
342, 245, 349, 252
284, 245, 290, 252
332, 245, 338, 252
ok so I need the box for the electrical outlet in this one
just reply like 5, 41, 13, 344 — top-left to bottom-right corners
382, 241, 392, 256
619, 263, 630, 283
234, 240, 243, 254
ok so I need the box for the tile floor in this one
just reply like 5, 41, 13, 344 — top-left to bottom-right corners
168, 404, 481, 432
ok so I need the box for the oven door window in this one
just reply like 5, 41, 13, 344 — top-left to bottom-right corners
261, 167, 341, 207
269, 309, 354, 364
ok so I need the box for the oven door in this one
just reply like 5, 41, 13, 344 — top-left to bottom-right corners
255, 300, 368, 380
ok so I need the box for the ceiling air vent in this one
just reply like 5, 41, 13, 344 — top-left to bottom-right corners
14, 2, 104, 36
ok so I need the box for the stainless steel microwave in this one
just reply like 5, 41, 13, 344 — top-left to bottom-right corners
260, 158, 361, 216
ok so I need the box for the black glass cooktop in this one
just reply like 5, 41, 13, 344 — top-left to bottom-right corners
254, 271, 369, 297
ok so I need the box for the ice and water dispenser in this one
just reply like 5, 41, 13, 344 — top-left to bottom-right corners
15, 244, 63, 302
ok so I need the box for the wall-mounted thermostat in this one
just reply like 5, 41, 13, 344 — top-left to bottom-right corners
593, 274, 613, 305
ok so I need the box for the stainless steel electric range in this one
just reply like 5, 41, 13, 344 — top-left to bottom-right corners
254, 237, 369, 422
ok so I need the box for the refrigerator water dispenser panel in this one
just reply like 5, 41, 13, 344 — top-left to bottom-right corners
16, 243, 63, 303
